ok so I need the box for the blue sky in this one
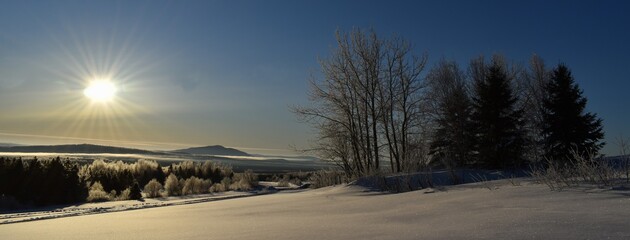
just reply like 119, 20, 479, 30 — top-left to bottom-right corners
0, 0, 628, 155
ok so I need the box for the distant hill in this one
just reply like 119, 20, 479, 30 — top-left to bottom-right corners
0, 142, 23, 147
173, 145, 250, 156
0, 144, 158, 154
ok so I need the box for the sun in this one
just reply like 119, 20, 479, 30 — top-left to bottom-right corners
84, 80, 117, 102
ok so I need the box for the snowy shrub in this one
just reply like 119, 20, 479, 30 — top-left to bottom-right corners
202, 179, 212, 192
276, 177, 290, 187
181, 176, 211, 195
230, 170, 258, 191
117, 183, 142, 201
309, 170, 347, 188
169, 160, 233, 184
289, 177, 303, 186
221, 177, 232, 190
209, 183, 225, 193
164, 174, 182, 196
118, 188, 131, 200
278, 174, 303, 187
530, 149, 622, 190
182, 178, 194, 195
109, 190, 118, 199
143, 179, 163, 198
87, 181, 111, 202
79, 159, 142, 197
176, 161, 197, 179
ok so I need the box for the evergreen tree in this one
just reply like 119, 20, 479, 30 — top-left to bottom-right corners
64, 162, 87, 203
427, 60, 476, 170
155, 165, 166, 185
42, 157, 67, 205
542, 64, 604, 162
19, 159, 44, 204
117, 169, 135, 193
7, 158, 25, 200
472, 59, 526, 169
0, 157, 7, 194
129, 181, 142, 200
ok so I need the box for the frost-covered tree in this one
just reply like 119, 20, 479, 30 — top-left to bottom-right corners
519, 55, 550, 163
164, 174, 182, 196
143, 179, 163, 198
87, 181, 110, 202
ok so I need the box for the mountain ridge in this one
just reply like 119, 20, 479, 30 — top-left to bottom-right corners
0, 143, 158, 154
172, 145, 250, 156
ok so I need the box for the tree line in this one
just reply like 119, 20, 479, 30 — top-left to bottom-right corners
0, 157, 255, 209
294, 28, 604, 179
0, 157, 85, 207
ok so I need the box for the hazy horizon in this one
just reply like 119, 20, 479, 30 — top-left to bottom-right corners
0, 132, 299, 156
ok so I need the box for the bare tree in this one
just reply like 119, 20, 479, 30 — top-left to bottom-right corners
380, 35, 427, 173
615, 136, 630, 182
293, 28, 427, 177
519, 54, 550, 163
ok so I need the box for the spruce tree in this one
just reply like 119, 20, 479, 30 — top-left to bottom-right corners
129, 181, 143, 200
472, 59, 525, 169
155, 165, 166, 185
428, 60, 476, 169
64, 163, 87, 203
542, 64, 604, 162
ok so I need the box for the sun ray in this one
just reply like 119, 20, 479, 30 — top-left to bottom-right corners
27, 23, 181, 147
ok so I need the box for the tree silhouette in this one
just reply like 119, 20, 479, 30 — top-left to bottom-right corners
427, 60, 476, 172
542, 64, 604, 162
155, 165, 165, 184
129, 181, 142, 200
293, 28, 428, 176
471, 57, 526, 169
0, 157, 88, 207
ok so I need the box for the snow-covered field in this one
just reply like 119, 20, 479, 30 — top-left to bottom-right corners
2, 179, 629, 239
0, 191, 258, 224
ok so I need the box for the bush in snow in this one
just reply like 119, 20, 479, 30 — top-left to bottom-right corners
230, 170, 258, 191
87, 181, 110, 202
308, 170, 347, 188
117, 188, 131, 200
143, 179, 163, 198
221, 177, 232, 190
209, 183, 226, 193
164, 174, 182, 196
182, 177, 212, 195
118, 182, 142, 200
182, 176, 212, 195
530, 149, 622, 191
276, 176, 291, 187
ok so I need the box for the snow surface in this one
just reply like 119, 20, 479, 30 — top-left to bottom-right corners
0, 191, 257, 224
1, 179, 630, 239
